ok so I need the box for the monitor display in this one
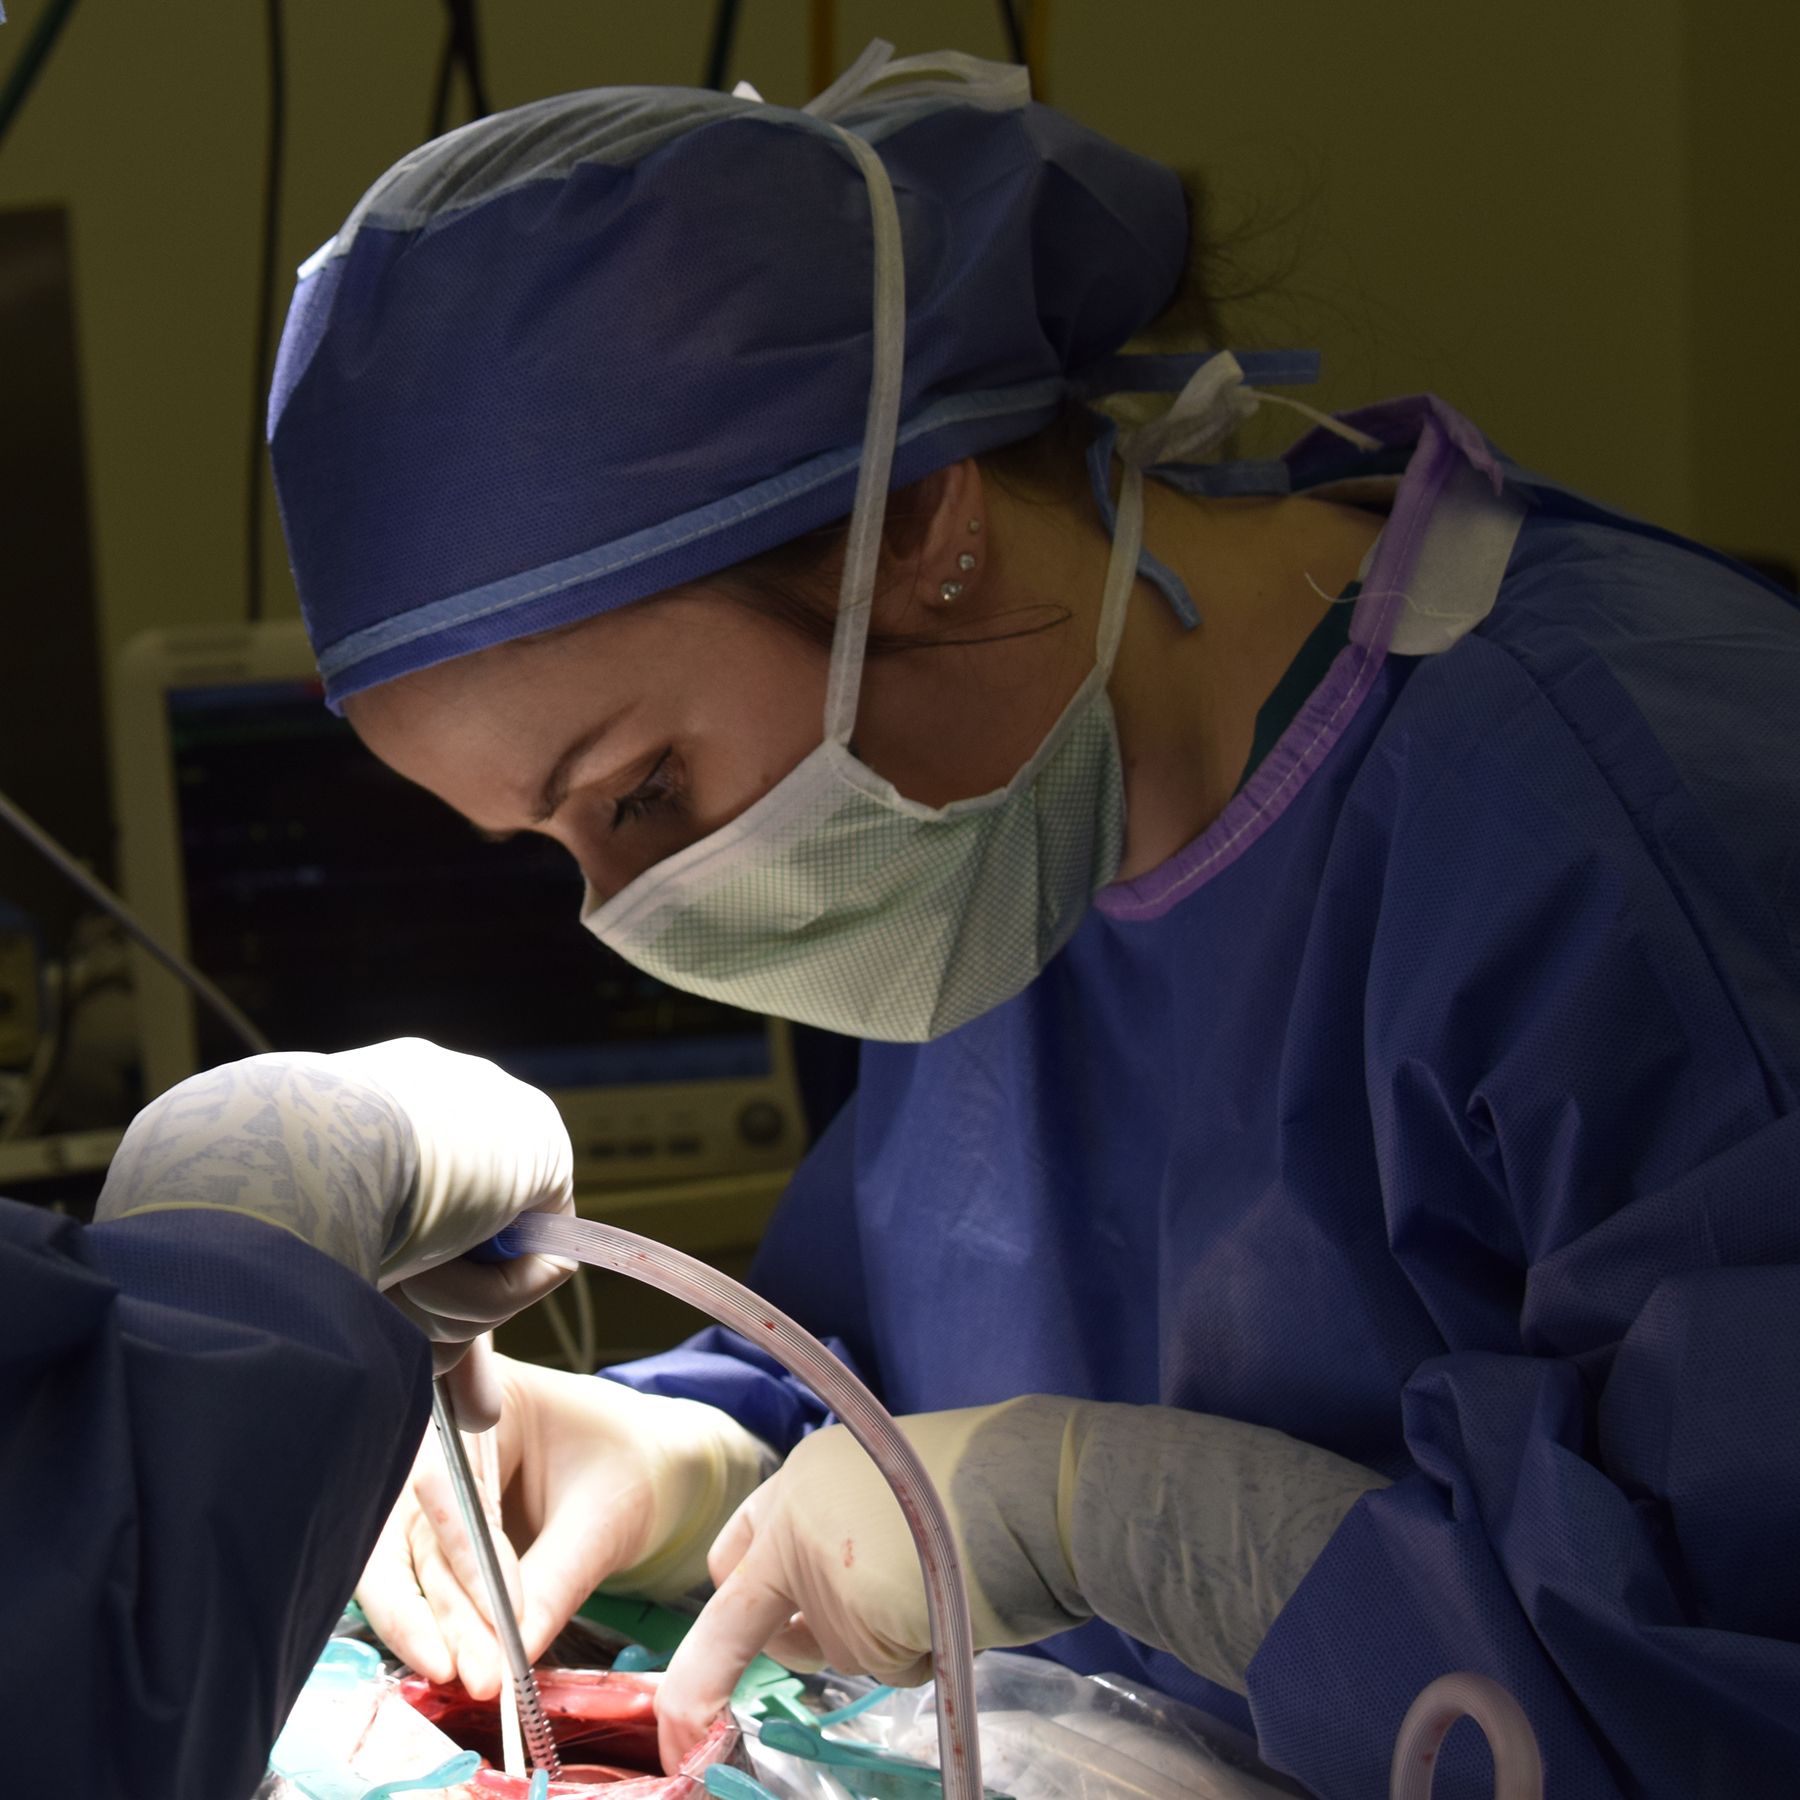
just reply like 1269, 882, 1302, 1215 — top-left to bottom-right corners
168, 678, 771, 1088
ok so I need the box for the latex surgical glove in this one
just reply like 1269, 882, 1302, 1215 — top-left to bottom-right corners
656, 1396, 1389, 1771
95, 1040, 576, 1389
356, 1352, 776, 1696
328, 1039, 576, 1370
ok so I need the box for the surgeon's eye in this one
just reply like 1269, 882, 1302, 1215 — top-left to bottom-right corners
613, 749, 682, 830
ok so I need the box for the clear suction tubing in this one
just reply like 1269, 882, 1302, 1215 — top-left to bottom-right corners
504, 1209, 987, 1800
1388, 1671, 1544, 1800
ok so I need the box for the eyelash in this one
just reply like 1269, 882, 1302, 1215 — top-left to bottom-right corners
613, 749, 681, 829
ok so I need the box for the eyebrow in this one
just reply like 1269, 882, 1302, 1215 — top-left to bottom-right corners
530, 719, 616, 825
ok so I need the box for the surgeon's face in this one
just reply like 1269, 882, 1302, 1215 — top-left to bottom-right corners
344, 595, 831, 903
346, 574, 1080, 905
347, 457, 1109, 901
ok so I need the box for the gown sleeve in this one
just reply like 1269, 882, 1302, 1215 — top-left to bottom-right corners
1246, 629, 1800, 1800
0, 1200, 430, 1800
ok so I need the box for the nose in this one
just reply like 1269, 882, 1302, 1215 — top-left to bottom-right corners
564, 832, 648, 912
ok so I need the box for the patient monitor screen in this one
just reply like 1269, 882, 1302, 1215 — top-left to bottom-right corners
167, 679, 771, 1087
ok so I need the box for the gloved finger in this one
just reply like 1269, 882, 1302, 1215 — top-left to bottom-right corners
355, 1487, 455, 1684
381, 1289, 502, 1377
705, 1492, 758, 1588
443, 1335, 504, 1433
657, 1555, 797, 1774
386, 1252, 575, 1323
410, 1449, 527, 1701
803, 1620, 934, 1690
760, 1615, 827, 1675
514, 1475, 655, 1661
384, 1285, 477, 1348
413, 1446, 528, 1637
408, 1498, 507, 1699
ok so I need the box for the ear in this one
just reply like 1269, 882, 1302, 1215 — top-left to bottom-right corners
878, 458, 988, 622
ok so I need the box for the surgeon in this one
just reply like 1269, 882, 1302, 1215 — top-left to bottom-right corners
267, 45, 1800, 1800
0, 1038, 575, 1797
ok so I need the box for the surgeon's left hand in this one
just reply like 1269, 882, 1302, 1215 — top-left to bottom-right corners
654, 1395, 1389, 1772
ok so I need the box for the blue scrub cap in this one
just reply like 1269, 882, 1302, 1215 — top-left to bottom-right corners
267, 47, 1189, 706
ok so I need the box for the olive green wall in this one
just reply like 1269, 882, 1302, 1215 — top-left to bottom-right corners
1682, 0, 1800, 575
1, 0, 1792, 676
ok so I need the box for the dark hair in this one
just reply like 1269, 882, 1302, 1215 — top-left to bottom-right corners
709, 173, 1258, 657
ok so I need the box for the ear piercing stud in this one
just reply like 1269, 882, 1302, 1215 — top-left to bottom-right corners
937, 521, 982, 601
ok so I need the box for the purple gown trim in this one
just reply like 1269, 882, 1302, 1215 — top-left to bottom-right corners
1098, 396, 1506, 923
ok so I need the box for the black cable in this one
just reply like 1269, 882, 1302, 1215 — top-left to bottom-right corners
245, 0, 286, 624
703, 0, 740, 91
448, 0, 490, 119
430, 0, 490, 139
996, 0, 1028, 68
0, 0, 80, 154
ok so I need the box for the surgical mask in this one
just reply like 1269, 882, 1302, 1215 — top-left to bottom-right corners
582, 56, 1373, 1042
585, 477, 1145, 1046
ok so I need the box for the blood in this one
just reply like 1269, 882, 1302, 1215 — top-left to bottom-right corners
400, 1669, 659, 1769
401, 1672, 735, 1797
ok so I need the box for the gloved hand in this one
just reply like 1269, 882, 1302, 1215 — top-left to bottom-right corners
95, 1040, 576, 1385
328, 1039, 575, 1369
356, 1352, 776, 1696
656, 1395, 1389, 1772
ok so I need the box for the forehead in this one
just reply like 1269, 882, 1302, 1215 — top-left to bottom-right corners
340, 591, 821, 799
342, 606, 645, 795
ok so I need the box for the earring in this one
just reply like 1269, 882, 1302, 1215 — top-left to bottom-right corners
937, 522, 981, 602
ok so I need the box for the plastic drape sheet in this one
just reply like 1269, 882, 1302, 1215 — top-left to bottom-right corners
738, 1654, 1307, 1800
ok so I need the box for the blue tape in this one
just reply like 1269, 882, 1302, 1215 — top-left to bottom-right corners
464, 1225, 523, 1264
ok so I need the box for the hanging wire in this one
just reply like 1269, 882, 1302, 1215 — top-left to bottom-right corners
0, 0, 80, 153
0, 786, 270, 1057
430, 0, 491, 138
995, 0, 1027, 65
245, 0, 286, 623
996, 0, 1048, 98
702, 0, 740, 90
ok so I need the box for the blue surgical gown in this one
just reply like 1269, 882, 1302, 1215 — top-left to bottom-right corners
607, 400, 1800, 1798
0, 1202, 430, 1798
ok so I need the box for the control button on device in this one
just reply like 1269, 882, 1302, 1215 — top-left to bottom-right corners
736, 1100, 784, 1147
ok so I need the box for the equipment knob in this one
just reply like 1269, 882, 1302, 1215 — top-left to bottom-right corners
737, 1100, 785, 1147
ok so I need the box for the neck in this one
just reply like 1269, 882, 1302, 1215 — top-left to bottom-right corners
1105, 481, 1384, 880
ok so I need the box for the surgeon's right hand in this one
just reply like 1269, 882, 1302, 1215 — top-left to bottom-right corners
356, 1353, 776, 1695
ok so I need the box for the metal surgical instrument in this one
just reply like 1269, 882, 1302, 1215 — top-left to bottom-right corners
430, 1377, 563, 1780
